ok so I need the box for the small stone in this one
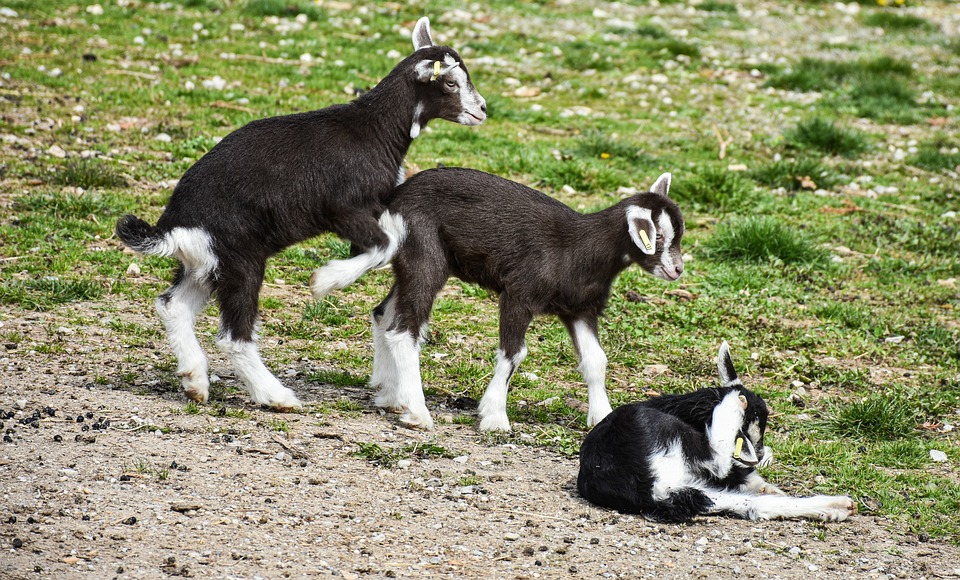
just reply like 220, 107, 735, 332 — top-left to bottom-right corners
504, 533, 520, 541
122, 516, 137, 525
48, 145, 67, 158
930, 449, 948, 463
15, 399, 28, 410
155, 133, 172, 143
126, 262, 141, 276
12, 538, 23, 549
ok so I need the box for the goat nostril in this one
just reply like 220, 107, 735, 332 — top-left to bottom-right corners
480, 102, 487, 113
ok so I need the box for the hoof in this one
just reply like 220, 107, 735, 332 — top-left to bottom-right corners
398, 409, 434, 430
478, 412, 511, 432
309, 268, 338, 300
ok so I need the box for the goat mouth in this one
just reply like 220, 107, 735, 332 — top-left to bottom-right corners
465, 110, 486, 123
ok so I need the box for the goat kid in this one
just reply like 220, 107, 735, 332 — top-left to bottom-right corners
115, 18, 485, 410
577, 342, 857, 522
350, 167, 684, 430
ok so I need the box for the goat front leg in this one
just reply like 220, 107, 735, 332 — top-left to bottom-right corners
565, 317, 612, 427
310, 210, 407, 300
478, 297, 532, 432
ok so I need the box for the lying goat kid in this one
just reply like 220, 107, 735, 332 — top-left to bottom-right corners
578, 342, 857, 522
116, 18, 485, 409
344, 167, 685, 430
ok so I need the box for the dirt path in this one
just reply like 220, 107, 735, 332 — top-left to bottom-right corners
2, 309, 959, 579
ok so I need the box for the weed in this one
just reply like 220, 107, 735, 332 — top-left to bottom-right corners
786, 118, 869, 157
750, 158, 836, 191
909, 135, 960, 172
183, 401, 202, 415
670, 166, 757, 212
266, 418, 289, 433
241, 0, 323, 20
0, 278, 104, 311
52, 159, 126, 189
862, 11, 934, 32
824, 395, 918, 440
704, 216, 828, 264
309, 370, 367, 387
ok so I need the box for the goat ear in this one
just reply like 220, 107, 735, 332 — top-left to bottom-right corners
626, 206, 657, 255
412, 17, 434, 51
717, 341, 739, 385
415, 58, 460, 83
650, 172, 672, 197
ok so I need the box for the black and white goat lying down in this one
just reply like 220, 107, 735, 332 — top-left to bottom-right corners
316, 167, 685, 430
578, 342, 857, 522
115, 18, 485, 409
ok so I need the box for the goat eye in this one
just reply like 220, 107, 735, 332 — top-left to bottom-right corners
444, 79, 457, 89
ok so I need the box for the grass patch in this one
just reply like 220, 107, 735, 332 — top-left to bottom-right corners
0, 278, 104, 311
786, 118, 869, 157
353, 441, 457, 468
51, 159, 127, 189
862, 11, 935, 32
750, 158, 837, 191
704, 216, 828, 264
766, 56, 911, 92
669, 166, 757, 212
909, 135, 960, 172
823, 395, 918, 440
241, 0, 323, 19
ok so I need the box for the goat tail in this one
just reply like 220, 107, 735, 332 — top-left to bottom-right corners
115, 214, 171, 256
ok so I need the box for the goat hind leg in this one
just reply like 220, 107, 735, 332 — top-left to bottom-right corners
371, 288, 402, 411
156, 266, 213, 402
216, 266, 301, 410
310, 210, 407, 299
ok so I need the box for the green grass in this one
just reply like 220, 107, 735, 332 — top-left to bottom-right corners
2, 0, 959, 544
785, 118, 869, 157
750, 158, 837, 191
704, 216, 829, 264
670, 166, 757, 212
862, 11, 935, 32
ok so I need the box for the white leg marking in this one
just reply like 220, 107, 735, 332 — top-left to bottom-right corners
381, 329, 432, 429
570, 321, 612, 427
478, 347, 526, 432
309, 212, 407, 299
371, 296, 400, 408
156, 277, 212, 402
216, 334, 301, 410
705, 490, 856, 521
741, 470, 786, 496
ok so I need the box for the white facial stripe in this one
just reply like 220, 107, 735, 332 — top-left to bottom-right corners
657, 212, 675, 268
748, 422, 761, 444
443, 53, 457, 66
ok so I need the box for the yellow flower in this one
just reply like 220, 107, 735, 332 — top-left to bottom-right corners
600, 152, 611, 159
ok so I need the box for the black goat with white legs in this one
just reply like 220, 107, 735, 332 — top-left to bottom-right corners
115, 18, 486, 410
578, 342, 857, 522
341, 167, 685, 430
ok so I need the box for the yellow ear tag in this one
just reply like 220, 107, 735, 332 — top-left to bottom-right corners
734, 437, 744, 459
638, 229, 653, 251
430, 60, 441, 81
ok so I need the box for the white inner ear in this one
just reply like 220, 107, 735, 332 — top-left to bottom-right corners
414, 59, 436, 83
412, 17, 434, 51
626, 206, 656, 255
650, 172, 672, 197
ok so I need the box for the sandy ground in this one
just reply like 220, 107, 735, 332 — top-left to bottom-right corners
2, 309, 959, 580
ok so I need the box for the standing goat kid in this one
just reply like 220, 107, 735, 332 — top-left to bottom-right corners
115, 18, 485, 410
347, 167, 684, 430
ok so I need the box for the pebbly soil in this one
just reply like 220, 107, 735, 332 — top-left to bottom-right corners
2, 308, 959, 580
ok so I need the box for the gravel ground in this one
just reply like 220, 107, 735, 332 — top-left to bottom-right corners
2, 310, 960, 579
